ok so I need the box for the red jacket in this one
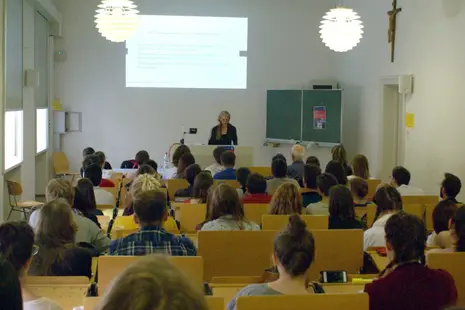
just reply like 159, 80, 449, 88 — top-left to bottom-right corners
242, 193, 272, 204
100, 178, 115, 188
364, 263, 457, 310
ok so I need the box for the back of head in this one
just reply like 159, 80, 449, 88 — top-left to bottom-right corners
273, 215, 315, 277
433, 200, 458, 234
269, 183, 302, 215
247, 173, 267, 194
0, 258, 22, 309
220, 151, 236, 167
186, 164, 202, 185
325, 160, 347, 185
97, 255, 208, 310
193, 172, 214, 203
373, 185, 402, 214
452, 206, 465, 252
84, 163, 103, 187
350, 177, 369, 200
236, 167, 251, 188
442, 173, 462, 199
207, 183, 245, 222
172, 145, 191, 167
213, 147, 226, 165
306, 156, 320, 167
76, 178, 97, 211
135, 150, 150, 166
130, 174, 161, 199
46, 179, 75, 206
303, 164, 321, 189
272, 154, 287, 165
145, 159, 158, 172
317, 173, 338, 197
291, 144, 305, 161
0, 221, 34, 273
385, 213, 426, 264
331, 145, 347, 164
137, 164, 156, 176
178, 153, 196, 175
392, 166, 411, 186
352, 154, 370, 179
82, 147, 95, 157
82, 154, 100, 171
329, 185, 355, 221
272, 158, 287, 178
133, 190, 167, 225
95, 151, 106, 167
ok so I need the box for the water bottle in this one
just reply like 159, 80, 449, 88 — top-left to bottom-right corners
163, 152, 170, 170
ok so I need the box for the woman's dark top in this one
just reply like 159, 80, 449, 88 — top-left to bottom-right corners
302, 191, 322, 207
208, 124, 238, 145
328, 217, 365, 229
343, 163, 353, 176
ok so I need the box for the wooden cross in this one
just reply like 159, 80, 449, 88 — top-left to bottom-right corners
387, 0, 402, 63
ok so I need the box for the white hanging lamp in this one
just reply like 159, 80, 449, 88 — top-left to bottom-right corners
319, 6, 364, 52
95, 0, 140, 43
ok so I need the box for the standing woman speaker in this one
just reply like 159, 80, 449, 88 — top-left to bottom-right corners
208, 111, 238, 145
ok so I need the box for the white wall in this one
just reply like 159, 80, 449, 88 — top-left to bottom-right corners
55, 0, 337, 170
336, 0, 465, 197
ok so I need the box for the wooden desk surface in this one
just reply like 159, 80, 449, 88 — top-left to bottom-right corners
367, 251, 389, 272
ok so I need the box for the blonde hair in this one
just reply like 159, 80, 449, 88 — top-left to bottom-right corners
216, 111, 231, 139
291, 144, 305, 161
46, 179, 75, 206
130, 174, 161, 199
97, 255, 208, 310
352, 154, 370, 179
269, 183, 302, 215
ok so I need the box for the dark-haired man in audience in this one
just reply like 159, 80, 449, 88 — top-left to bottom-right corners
84, 164, 114, 206
213, 151, 236, 180
266, 158, 299, 195
306, 173, 338, 215
390, 166, 424, 196
206, 147, 226, 176
110, 190, 196, 256
287, 144, 305, 186
175, 164, 201, 198
302, 164, 322, 206
441, 173, 462, 204
242, 173, 272, 204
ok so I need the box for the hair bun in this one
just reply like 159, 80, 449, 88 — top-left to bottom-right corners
287, 215, 307, 237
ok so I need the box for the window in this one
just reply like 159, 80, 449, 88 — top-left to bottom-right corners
36, 108, 48, 153
5, 111, 23, 169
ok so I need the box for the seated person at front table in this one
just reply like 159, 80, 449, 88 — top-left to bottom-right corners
201, 183, 260, 231
205, 146, 226, 175
236, 167, 251, 197
213, 151, 236, 180
173, 153, 196, 180
110, 189, 195, 256
426, 200, 457, 248
81, 153, 99, 177
306, 173, 338, 215
208, 110, 238, 145
390, 166, 425, 196
227, 216, 316, 310
84, 164, 115, 206
325, 160, 348, 185
305, 155, 320, 167
269, 183, 302, 215
364, 213, 457, 310
95, 151, 115, 187
440, 172, 462, 204
363, 185, 402, 250
287, 144, 305, 186
95, 150, 112, 170
190, 172, 214, 204
174, 164, 201, 198
302, 164, 322, 206
350, 177, 373, 207
242, 173, 272, 204
328, 185, 365, 229
121, 150, 150, 169
266, 158, 299, 195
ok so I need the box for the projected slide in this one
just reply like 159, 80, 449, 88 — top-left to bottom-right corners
126, 15, 248, 89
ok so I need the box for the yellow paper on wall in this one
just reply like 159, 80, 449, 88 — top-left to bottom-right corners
52, 99, 62, 111
405, 113, 414, 128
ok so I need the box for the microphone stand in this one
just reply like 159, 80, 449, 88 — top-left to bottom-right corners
107, 175, 124, 239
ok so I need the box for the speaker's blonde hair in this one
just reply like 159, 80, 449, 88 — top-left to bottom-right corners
216, 111, 231, 139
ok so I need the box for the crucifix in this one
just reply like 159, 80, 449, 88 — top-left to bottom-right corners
387, 0, 402, 63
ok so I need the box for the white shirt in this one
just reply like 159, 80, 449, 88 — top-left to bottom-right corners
201, 215, 260, 231
205, 163, 224, 175
396, 184, 425, 196
24, 298, 62, 310
363, 213, 394, 250
306, 201, 329, 216
94, 187, 115, 206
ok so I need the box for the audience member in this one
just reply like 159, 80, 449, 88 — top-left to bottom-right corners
350, 177, 372, 207
302, 164, 322, 206
267, 158, 299, 195
364, 185, 402, 250
135, 150, 150, 167
227, 216, 316, 310
82, 147, 95, 158
441, 173, 462, 203
390, 166, 425, 196
0, 258, 23, 310
452, 206, 465, 252
76, 178, 103, 216
136, 164, 156, 176
236, 167, 251, 197
165, 145, 191, 179
0, 222, 62, 310
349, 154, 371, 180
205, 147, 226, 176
365, 213, 457, 310
175, 164, 201, 198
73, 186, 101, 228
190, 172, 214, 204
306, 173, 338, 215
269, 183, 302, 215
173, 153, 196, 179
29, 179, 110, 253
81, 154, 99, 177
96, 255, 208, 310
84, 163, 115, 206
95, 150, 112, 170
305, 156, 320, 167
427, 200, 457, 248
331, 144, 352, 176
328, 185, 364, 229
201, 183, 259, 230
144, 160, 161, 179
287, 144, 305, 186
242, 173, 272, 204
110, 190, 195, 256
213, 151, 237, 180
29, 199, 92, 277
325, 160, 348, 185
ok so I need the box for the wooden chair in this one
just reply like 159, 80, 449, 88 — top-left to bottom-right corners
97, 204, 114, 211
178, 203, 207, 233
214, 179, 241, 189
84, 297, 100, 310
236, 293, 369, 310
243, 204, 269, 225
166, 179, 189, 200
101, 187, 118, 203
110, 172, 123, 184
198, 231, 276, 281
425, 203, 436, 232
6, 180, 43, 220
248, 167, 272, 177
98, 256, 204, 292
402, 195, 439, 205
111, 227, 139, 240
427, 252, 465, 306
52, 152, 80, 180
84, 296, 224, 310
261, 215, 328, 231
366, 179, 382, 200
403, 204, 426, 219
355, 203, 376, 228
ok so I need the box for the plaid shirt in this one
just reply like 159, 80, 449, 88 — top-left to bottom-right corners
109, 226, 196, 256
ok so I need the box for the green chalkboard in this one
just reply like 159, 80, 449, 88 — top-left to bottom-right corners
266, 90, 302, 141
